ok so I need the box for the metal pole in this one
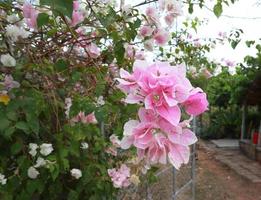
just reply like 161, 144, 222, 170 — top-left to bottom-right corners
191, 117, 197, 200
172, 167, 176, 200
241, 104, 246, 140
146, 180, 152, 200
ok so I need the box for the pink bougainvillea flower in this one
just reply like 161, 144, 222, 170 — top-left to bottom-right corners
145, 6, 160, 25
84, 112, 98, 124
2, 75, 20, 91
124, 44, 135, 59
116, 59, 208, 170
22, 3, 38, 29
70, 111, 97, 124
139, 25, 154, 38
165, 13, 175, 26
153, 29, 170, 46
166, 0, 183, 16
144, 133, 190, 169
109, 134, 121, 147
168, 141, 190, 169
22, 3, 35, 18
120, 119, 154, 150
86, 43, 100, 58
105, 146, 118, 156
158, 0, 166, 10
73, 0, 80, 10
70, 1, 84, 27
202, 68, 212, 79
135, 51, 146, 60
117, 60, 193, 126
108, 164, 131, 188
183, 88, 208, 116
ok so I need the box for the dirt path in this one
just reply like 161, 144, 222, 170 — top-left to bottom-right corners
196, 144, 261, 200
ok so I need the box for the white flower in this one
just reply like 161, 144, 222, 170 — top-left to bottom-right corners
0, 54, 16, 67
7, 14, 20, 23
34, 157, 47, 168
0, 173, 7, 185
144, 39, 154, 51
70, 168, 82, 179
65, 97, 72, 118
96, 96, 105, 106
5, 25, 30, 42
80, 142, 89, 149
27, 167, 40, 179
122, 4, 132, 14
40, 143, 53, 156
29, 143, 38, 157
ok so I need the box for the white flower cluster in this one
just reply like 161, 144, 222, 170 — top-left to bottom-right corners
27, 143, 54, 179
70, 168, 82, 179
95, 96, 105, 107
65, 97, 72, 119
29, 143, 54, 157
0, 173, 7, 185
0, 54, 16, 67
5, 25, 30, 42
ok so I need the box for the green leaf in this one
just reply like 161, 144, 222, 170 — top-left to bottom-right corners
40, 0, 73, 17
114, 41, 125, 64
188, 3, 194, 14
213, 3, 223, 17
11, 141, 23, 155
15, 121, 29, 133
68, 190, 79, 200
37, 13, 50, 27
4, 127, 15, 139
0, 118, 10, 131
6, 111, 17, 121
54, 59, 69, 72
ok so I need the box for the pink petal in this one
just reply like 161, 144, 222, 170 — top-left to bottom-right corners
168, 129, 197, 146
120, 136, 134, 149
156, 105, 181, 126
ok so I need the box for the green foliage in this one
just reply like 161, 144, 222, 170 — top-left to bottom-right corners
40, 0, 74, 17
213, 2, 222, 18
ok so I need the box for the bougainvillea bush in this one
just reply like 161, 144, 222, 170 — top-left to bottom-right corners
0, 0, 210, 199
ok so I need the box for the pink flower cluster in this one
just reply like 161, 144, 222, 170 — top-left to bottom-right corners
70, 111, 97, 124
116, 60, 208, 169
22, 3, 38, 29
71, 1, 85, 27
138, 1, 183, 48
108, 164, 131, 188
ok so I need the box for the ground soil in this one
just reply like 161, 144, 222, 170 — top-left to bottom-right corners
123, 142, 261, 200
195, 144, 261, 200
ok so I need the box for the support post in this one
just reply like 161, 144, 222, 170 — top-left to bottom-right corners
191, 117, 197, 200
241, 104, 247, 140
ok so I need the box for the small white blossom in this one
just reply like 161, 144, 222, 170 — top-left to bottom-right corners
29, 143, 38, 157
5, 25, 30, 42
34, 157, 47, 168
96, 96, 105, 106
122, 4, 132, 14
70, 168, 82, 179
65, 97, 72, 118
80, 142, 89, 149
7, 14, 20, 23
27, 167, 40, 179
0, 173, 7, 185
0, 54, 16, 67
40, 143, 53, 156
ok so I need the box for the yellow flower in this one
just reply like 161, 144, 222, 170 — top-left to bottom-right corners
0, 94, 10, 105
